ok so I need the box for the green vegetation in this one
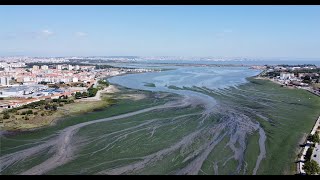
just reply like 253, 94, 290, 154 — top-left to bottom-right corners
305, 147, 314, 162
75, 92, 82, 99
264, 71, 280, 78
303, 160, 320, 175
82, 91, 88, 98
167, 85, 182, 90
303, 75, 312, 84
95, 65, 114, 69
308, 132, 320, 144
0, 96, 76, 130
98, 79, 109, 87
87, 87, 97, 97
21, 110, 33, 115
182, 77, 320, 174
1, 78, 320, 175
144, 82, 156, 87
3, 112, 10, 119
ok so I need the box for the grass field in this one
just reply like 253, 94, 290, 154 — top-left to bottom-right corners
187, 77, 320, 174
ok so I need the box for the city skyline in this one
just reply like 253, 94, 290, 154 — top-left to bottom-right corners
0, 5, 320, 59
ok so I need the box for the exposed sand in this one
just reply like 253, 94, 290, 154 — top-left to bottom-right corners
120, 94, 146, 101
77, 85, 119, 102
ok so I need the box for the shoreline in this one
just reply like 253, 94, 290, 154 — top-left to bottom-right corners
2, 67, 320, 174
253, 75, 320, 175
296, 116, 320, 175
0, 84, 118, 133
0, 69, 154, 132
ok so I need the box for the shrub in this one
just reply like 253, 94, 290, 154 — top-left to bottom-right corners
310, 132, 320, 143
3, 113, 10, 119
82, 92, 88, 98
41, 113, 45, 116
305, 147, 314, 162
303, 160, 320, 175
75, 92, 82, 99
26, 110, 33, 115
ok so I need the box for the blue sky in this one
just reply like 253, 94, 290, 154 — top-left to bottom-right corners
0, 5, 320, 59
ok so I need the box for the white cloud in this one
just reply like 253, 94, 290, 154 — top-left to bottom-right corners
41, 29, 54, 36
75, 32, 87, 37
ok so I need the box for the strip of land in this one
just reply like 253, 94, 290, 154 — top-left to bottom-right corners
0, 85, 118, 131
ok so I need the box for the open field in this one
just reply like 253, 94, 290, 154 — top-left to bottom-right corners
0, 97, 111, 131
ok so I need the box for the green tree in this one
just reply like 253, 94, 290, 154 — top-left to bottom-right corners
310, 132, 320, 143
82, 92, 88, 98
305, 147, 314, 162
52, 105, 57, 111
26, 110, 33, 115
303, 75, 311, 84
312, 132, 320, 143
87, 87, 98, 97
3, 113, 10, 119
75, 92, 82, 99
303, 160, 320, 175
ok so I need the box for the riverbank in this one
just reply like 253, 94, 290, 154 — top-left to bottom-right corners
254, 73, 320, 97
0, 85, 119, 131
297, 116, 320, 175
253, 75, 320, 174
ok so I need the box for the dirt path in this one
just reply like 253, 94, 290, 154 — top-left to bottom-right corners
77, 85, 119, 102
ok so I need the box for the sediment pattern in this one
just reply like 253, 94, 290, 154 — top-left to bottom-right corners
1, 67, 320, 175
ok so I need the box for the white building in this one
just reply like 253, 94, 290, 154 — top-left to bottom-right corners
72, 77, 79, 83
33, 65, 40, 71
68, 65, 73, 70
56, 65, 62, 70
0, 77, 10, 86
75, 65, 80, 70
41, 65, 49, 70
4, 67, 11, 72
280, 72, 295, 80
